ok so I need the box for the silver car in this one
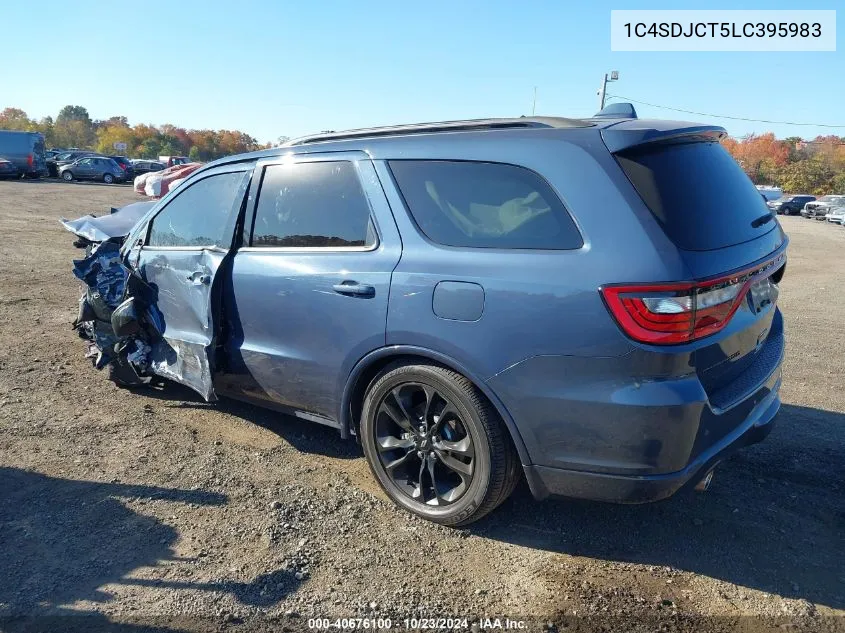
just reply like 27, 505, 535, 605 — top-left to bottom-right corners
824, 206, 845, 225
802, 195, 845, 219
58, 156, 125, 184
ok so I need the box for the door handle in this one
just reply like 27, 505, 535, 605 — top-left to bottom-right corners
332, 281, 375, 297
187, 272, 211, 285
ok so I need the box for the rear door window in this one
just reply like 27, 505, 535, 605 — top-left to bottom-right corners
387, 160, 582, 249
616, 141, 776, 251
251, 161, 376, 248
147, 171, 250, 247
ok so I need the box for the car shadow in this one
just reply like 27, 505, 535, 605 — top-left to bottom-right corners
0, 467, 302, 630
470, 403, 845, 609
123, 381, 360, 460
115, 381, 844, 607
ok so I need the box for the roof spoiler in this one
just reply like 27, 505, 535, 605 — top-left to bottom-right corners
593, 102, 638, 119
601, 122, 727, 153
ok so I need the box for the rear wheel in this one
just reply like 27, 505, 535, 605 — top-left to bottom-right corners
103, 173, 114, 184
360, 362, 519, 526
62, 171, 73, 181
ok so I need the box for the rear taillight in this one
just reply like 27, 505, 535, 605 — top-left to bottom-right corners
601, 255, 785, 345
27, 153, 33, 168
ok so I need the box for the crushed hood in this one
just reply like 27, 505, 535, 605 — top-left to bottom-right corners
60, 201, 155, 243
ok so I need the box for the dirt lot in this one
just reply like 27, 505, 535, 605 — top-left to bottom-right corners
0, 180, 843, 632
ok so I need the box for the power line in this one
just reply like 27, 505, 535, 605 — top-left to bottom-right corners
606, 95, 845, 129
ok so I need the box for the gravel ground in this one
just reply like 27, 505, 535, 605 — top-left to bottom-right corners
0, 180, 843, 633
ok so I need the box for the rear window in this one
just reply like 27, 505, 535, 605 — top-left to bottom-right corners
616, 141, 776, 251
388, 160, 583, 250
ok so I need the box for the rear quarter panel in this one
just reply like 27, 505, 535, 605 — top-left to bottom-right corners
372, 130, 691, 379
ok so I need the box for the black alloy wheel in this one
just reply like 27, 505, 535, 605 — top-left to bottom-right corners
361, 362, 519, 526
374, 382, 475, 506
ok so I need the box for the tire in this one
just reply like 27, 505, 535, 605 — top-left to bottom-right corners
360, 361, 519, 526
103, 173, 114, 184
62, 171, 73, 181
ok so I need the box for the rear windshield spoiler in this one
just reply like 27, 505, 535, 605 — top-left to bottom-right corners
600, 121, 727, 154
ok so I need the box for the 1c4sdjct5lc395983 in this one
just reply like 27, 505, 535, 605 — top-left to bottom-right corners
62, 103, 787, 526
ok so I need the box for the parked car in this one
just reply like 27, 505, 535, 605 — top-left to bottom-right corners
0, 157, 20, 178
48, 150, 96, 177
107, 155, 135, 181
767, 194, 815, 215
756, 185, 783, 201
824, 207, 845, 225
58, 156, 125, 184
131, 159, 165, 176
62, 107, 786, 526
158, 155, 190, 168
0, 130, 48, 177
136, 162, 202, 198
801, 195, 845, 219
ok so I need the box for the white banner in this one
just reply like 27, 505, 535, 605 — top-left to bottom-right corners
611, 10, 836, 51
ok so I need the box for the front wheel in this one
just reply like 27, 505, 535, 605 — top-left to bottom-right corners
360, 362, 519, 526
62, 171, 73, 181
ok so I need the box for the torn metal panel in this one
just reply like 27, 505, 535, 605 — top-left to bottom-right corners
60, 201, 155, 243
149, 338, 215, 401
72, 242, 127, 308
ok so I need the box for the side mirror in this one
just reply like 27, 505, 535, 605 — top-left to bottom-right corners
111, 297, 141, 337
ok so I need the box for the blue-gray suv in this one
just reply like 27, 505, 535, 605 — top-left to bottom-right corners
65, 104, 786, 526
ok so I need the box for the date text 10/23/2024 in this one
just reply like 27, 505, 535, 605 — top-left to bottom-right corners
307, 617, 529, 630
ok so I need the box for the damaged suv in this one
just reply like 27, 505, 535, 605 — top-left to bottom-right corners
63, 105, 787, 526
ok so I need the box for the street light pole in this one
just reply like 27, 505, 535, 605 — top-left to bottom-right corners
597, 70, 619, 110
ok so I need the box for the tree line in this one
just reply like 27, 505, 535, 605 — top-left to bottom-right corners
3, 105, 843, 193
0, 105, 284, 162
722, 133, 845, 194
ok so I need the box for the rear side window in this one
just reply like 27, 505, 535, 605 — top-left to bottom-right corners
148, 171, 249, 247
616, 141, 776, 251
251, 161, 376, 248
388, 160, 582, 250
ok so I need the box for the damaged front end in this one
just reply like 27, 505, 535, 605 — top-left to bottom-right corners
63, 202, 216, 401
66, 203, 162, 387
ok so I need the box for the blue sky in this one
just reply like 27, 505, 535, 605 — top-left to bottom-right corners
2, 0, 842, 143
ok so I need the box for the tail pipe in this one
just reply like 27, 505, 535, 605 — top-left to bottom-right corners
694, 468, 715, 492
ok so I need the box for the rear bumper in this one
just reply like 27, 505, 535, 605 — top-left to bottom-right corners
489, 310, 785, 503
524, 369, 780, 502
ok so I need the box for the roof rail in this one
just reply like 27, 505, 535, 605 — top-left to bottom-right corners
593, 102, 638, 119
286, 116, 591, 146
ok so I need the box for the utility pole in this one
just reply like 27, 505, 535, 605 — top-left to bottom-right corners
532, 87, 537, 116
597, 70, 619, 110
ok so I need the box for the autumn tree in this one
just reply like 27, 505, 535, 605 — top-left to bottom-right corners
778, 158, 835, 195
731, 133, 789, 184
2, 103, 276, 162
96, 122, 136, 155
54, 105, 95, 148
0, 107, 33, 130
